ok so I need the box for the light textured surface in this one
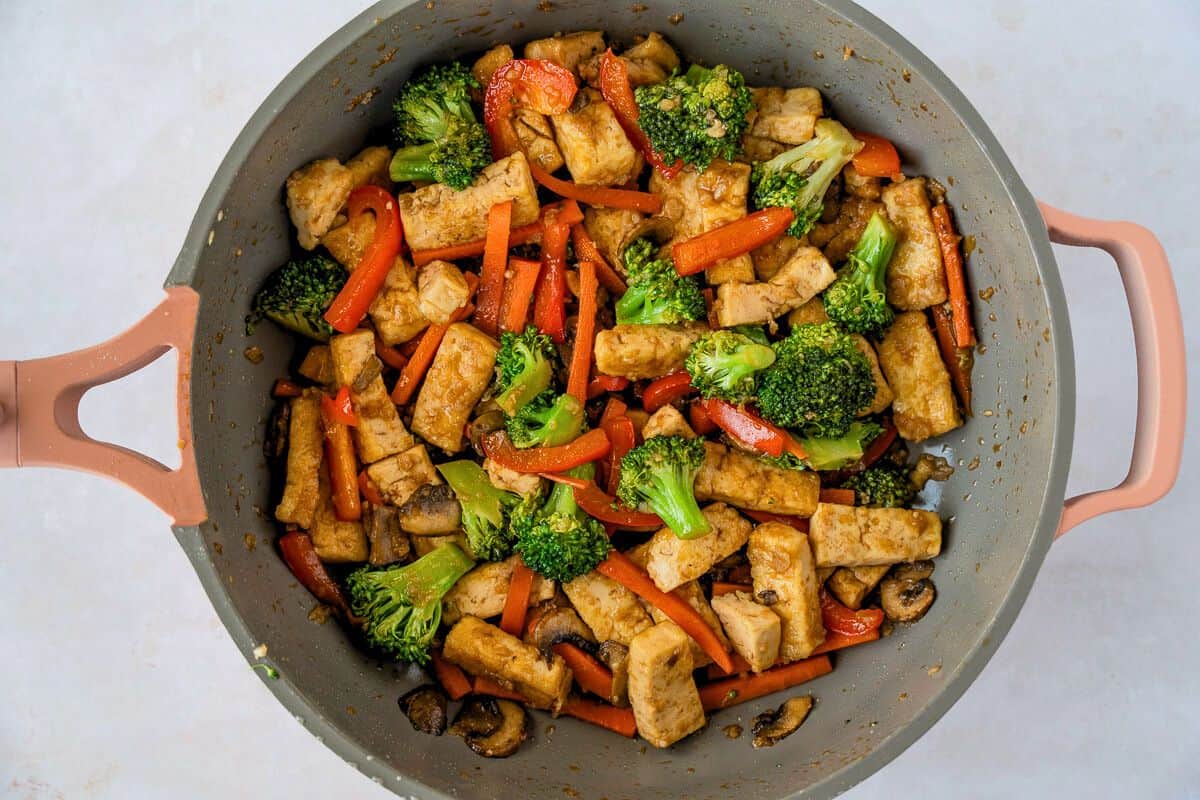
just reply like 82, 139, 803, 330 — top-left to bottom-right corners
1, 1, 1197, 798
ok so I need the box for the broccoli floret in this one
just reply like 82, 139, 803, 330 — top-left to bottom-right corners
730, 324, 771, 346
798, 420, 884, 471
844, 462, 916, 507
751, 119, 864, 237
685, 329, 776, 403
617, 435, 709, 539
505, 390, 585, 449
246, 255, 347, 341
634, 64, 753, 170
513, 465, 610, 583
437, 460, 525, 562
756, 322, 876, 438
389, 62, 491, 190
615, 238, 706, 325
346, 543, 475, 663
822, 211, 899, 336
493, 326, 558, 415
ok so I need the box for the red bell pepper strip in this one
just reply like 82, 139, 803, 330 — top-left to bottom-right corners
571, 224, 627, 294
811, 627, 881, 656
600, 396, 628, 425
324, 186, 403, 333
741, 508, 810, 532
357, 470, 385, 506
272, 378, 303, 398
819, 488, 856, 506
572, 481, 663, 531
538, 471, 591, 490
931, 203, 976, 347
597, 49, 682, 179
320, 395, 362, 522
484, 58, 578, 159
820, 589, 884, 637
601, 414, 637, 495
850, 130, 902, 179
500, 257, 542, 333
534, 210, 571, 342
326, 386, 358, 426
930, 303, 974, 414
278, 531, 350, 615
698, 655, 833, 711
672, 207, 795, 276
430, 650, 473, 700
587, 374, 630, 399
566, 260, 599, 402
474, 199, 513, 337
531, 164, 662, 214
481, 429, 612, 474
500, 560, 536, 636
687, 400, 717, 435
855, 416, 898, 471
410, 219, 542, 266
703, 399, 806, 460
642, 371, 694, 413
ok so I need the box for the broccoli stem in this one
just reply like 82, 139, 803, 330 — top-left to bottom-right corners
397, 542, 476, 605
388, 141, 442, 183
848, 211, 898, 281
646, 473, 710, 540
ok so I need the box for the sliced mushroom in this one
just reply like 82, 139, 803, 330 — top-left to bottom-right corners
398, 685, 448, 735
525, 602, 597, 657
879, 572, 936, 623
264, 400, 291, 464
453, 698, 530, 758
450, 697, 503, 739
751, 695, 813, 748
595, 640, 630, 707
396, 484, 462, 535
365, 505, 412, 566
468, 407, 508, 457
891, 560, 934, 582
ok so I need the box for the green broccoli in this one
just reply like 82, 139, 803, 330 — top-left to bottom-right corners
505, 390, 585, 449
346, 543, 475, 664
756, 322, 876, 438
822, 211, 899, 336
751, 119, 864, 237
615, 238, 707, 325
493, 326, 558, 415
730, 324, 771, 346
797, 420, 884, 471
843, 462, 916, 508
437, 460, 525, 562
389, 62, 491, 190
634, 64, 753, 170
512, 465, 610, 583
685, 329, 777, 403
246, 255, 347, 341
617, 435, 709, 539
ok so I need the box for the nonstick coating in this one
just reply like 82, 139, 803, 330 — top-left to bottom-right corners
165, 1, 1074, 797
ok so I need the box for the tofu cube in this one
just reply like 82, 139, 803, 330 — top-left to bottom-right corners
330, 330, 415, 463
483, 457, 545, 497
297, 345, 335, 386
852, 334, 894, 416
321, 212, 376, 270
593, 323, 708, 380
410, 323, 499, 453
523, 31, 606, 75
310, 464, 368, 563
826, 565, 890, 610
513, 108, 565, 173
583, 206, 644, 273
274, 389, 324, 529
627, 622, 706, 748
416, 260, 470, 323
882, 177, 948, 310
551, 89, 642, 186
711, 591, 782, 672
748, 522, 824, 661
345, 146, 393, 190
286, 157, 353, 250
786, 296, 830, 328
641, 405, 696, 440
643, 503, 752, 592
713, 245, 836, 327
369, 257, 429, 346
650, 159, 756, 284
443, 556, 556, 624
365, 444, 440, 507
808, 504, 942, 567
562, 570, 655, 646
443, 616, 572, 713
694, 442, 820, 517
747, 87, 822, 145
877, 311, 962, 441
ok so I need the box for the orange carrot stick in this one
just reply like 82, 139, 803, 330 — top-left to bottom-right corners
930, 303, 973, 414
499, 257, 542, 334
531, 164, 663, 214
431, 650, 473, 700
561, 696, 637, 738
566, 261, 599, 403
819, 488, 856, 506
411, 219, 541, 266
357, 470, 385, 506
931, 203, 976, 347
810, 628, 881, 655
553, 642, 614, 700
472, 675, 527, 703
272, 378, 304, 398
597, 551, 734, 673
705, 652, 753, 680
320, 396, 361, 522
571, 224, 627, 294
389, 274, 478, 405
672, 207, 795, 276
474, 200, 513, 337
374, 335, 409, 370
500, 561, 536, 636
711, 581, 753, 597
699, 655, 833, 711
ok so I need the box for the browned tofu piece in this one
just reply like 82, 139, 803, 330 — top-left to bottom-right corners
809, 196, 886, 265
472, 44, 513, 85
624, 548, 727, 668
443, 556, 556, 624
852, 334, 894, 416
747, 87, 822, 145
748, 522, 824, 661
752, 235, 805, 282
286, 158, 353, 250
593, 323, 708, 380
808, 504, 942, 567
643, 503, 752, 592
345, 146, 392, 190
310, 465, 368, 563
843, 164, 883, 200
563, 570, 655, 646
713, 245, 837, 327
411, 532, 470, 558
882, 177, 947, 310
877, 311, 962, 441
330, 330, 415, 462
483, 457, 544, 497
397, 152, 540, 251
321, 212, 375, 270
583, 206, 644, 273
817, 566, 836, 584
641, 405, 696, 440
618, 32, 679, 86
739, 134, 789, 164
711, 591, 782, 672
524, 31, 606, 75
550, 89, 643, 186
410, 323, 499, 453
365, 444, 440, 507
274, 389, 324, 529
826, 565, 890, 610
297, 346, 335, 386
627, 622, 706, 748
787, 296, 830, 328
694, 442, 820, 517
443, 616, 572, 713
513, 108, 565, 173
650, 160, 756, 284
369, 257, 429, 346
416, 260, 470, 323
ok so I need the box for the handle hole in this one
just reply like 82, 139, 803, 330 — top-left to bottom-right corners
77, 348, 181, 470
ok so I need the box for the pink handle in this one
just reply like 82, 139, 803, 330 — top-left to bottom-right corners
0, 286, 206, 525
1040, 203, 1186, 538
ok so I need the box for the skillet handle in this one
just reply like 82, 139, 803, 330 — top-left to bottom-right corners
1039, 203, 1186, 538
0, 286, 206, 525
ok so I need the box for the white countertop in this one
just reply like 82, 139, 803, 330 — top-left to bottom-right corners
1, 1, 1196, 797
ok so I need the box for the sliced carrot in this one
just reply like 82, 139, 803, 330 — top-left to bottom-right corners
410, 219, 541, 266
741, 508, 810, 532
531, 164, 663, 215
699, 655, 833, 711
553, 642, 614, 700
571, 224, 627, 294
850, 130, 902, 179
389, 274, 479, 405
500, 257, 542, 334
500, 561, 536, 636
472, 675, 527, 703
711, 581, 752, 597
482, 428, 612, 474
319, 396, 361, 522
930, 303, 973, 414
272, 378, 303, 398
811, 628, 881, 655
672, 207, 795, 276
431, 650, 473, 700
931, 203, 976, 347
819, 488, 856, 506
374, 335, 409, 370
561, 696, 637, 738
357, 470, 385, 506
474, 200, 513, 337
597, 551, 734, 673
567, 261, 599, 403
705, 652, 753, 680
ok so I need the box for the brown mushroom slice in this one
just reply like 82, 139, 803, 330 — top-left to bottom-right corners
751, 695, 814, 748
396, 484, 462, 535
891, 560, 934, 582
450, 697, 503, 739
464, 699, 531, 758
467, 407, 507, 456
595, 640, 630, 707
879, 573, 936, 623
398, 685, 448, 735
525, 602, 598, 656
364, 505, 412, 566
264, 400, 291, 464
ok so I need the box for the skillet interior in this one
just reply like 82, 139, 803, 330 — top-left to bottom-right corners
168, 1, 1073, 797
